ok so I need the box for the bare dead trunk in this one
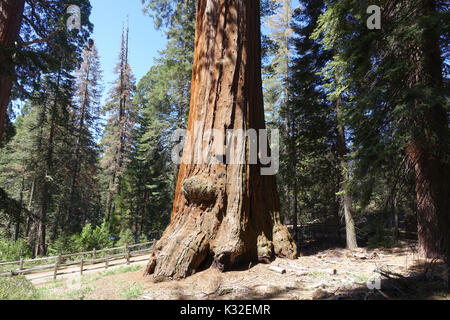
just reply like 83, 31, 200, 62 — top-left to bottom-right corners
145, 0, 296, 281
0, 0, 24, 143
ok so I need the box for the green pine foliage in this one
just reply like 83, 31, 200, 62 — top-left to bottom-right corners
288, 0, 341, 225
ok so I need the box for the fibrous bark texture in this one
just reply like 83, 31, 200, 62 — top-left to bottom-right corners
405, 0, 449, 261
145, 0, 297, 281
0, 0, 24, 143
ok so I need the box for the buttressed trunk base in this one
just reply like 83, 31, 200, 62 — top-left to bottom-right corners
145, 0, 297, 281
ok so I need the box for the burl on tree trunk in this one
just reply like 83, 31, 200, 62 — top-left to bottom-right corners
0, 0, 25, 143
145, 0, 297, 281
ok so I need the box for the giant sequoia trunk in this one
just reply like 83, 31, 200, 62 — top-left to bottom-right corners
145, 0, 297, 281
0, 0, 24, 143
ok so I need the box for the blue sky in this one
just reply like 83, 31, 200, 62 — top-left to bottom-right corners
10, 0, 302, 116
90, 0, 167, 104
89, 0, 301, 105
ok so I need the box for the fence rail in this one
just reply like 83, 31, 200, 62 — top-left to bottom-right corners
0, 240, 156, 280
287, 224, 343, 241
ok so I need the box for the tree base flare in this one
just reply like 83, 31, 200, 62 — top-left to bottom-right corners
145, 170, 297, 281
145, 207, 297, 281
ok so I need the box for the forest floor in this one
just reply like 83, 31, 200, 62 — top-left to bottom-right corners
33, 241, 449, 300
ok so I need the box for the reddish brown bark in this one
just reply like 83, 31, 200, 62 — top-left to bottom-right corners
145, 0, 297, 281
0, 0, 25, 143
405, 0, 449, 262
407, 142, 449, 259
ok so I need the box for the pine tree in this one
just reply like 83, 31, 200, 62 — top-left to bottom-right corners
313, 0, 449, 257
56, 40, 103, 237
289, 0, 342, 236
130, 66, 183, 237
0, 3, 94, 254
142, 0, 196, 129
0, 101, 42, 241
101, 25, 137, 225
263, 0, 296, 231
0, 0, 93, 144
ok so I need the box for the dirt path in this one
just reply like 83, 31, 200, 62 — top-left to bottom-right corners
27, 254, 151, 286
35, 244, 449, 300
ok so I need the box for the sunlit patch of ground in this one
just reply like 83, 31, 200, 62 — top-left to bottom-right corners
34, 242, 449, 300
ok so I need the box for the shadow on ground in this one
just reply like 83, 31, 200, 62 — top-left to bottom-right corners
199, 254, 447, 300
329, 259, 449, 300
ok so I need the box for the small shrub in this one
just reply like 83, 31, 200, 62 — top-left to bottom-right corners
0, 276, 39, 300
119, 284, 143, 300
116, 229, 135, 247
367, 235, 395, 249
64, 287, 93, 300
138, 234, 148, 243
102, 265, 142, 277
48, 235, 74, 255
307, 271, 327, 279
0, 239, 32, 262
70, 221, 114, 252
360, 210, 396, 249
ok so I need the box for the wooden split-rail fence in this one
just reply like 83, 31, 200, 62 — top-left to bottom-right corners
0, 240, 156, 280
287, 224, 343, 241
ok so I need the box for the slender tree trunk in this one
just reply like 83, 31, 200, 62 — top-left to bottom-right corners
139, 190, 148, 239
105, 173, 116, 222
336, 94, 358, 249
290, 120, 298, 242
51, 202, 63, 241
293, 178, 298, 243
25, 178, 36, 238
35, 69, 61, 256
68, 64, 90, 227
146, 0, 297, 281
393, 195, 399, 242
14, 175, 25, 241
0, 0, 24, 143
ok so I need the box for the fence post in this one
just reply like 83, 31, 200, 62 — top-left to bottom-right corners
105, 255, 109, 269
125, 244, 130, 265
80, 259, 84, 276
19, 258, 24, 271
53, 255, 61, 280
93, 248, 96, 261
